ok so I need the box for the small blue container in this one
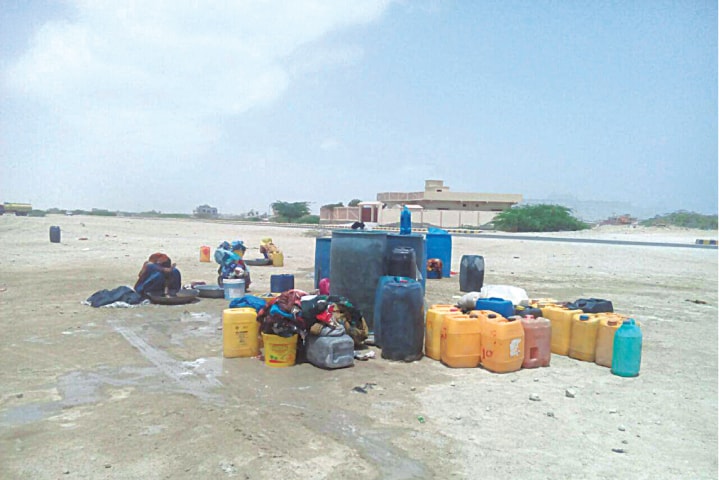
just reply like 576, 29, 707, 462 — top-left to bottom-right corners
475, 297, 514, 318
611, 319, 642, 377
270, 274, 295, 293
49, 226, 61, 243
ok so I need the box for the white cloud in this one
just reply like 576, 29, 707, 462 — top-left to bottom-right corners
4, 1, 392, 160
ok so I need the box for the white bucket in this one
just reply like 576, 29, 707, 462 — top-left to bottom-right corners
223, 279, 246, 300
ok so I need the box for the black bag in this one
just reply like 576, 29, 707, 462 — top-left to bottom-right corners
566, 298, 613, 314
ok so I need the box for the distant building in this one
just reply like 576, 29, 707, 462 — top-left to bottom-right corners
194, 204, 218, 217
320, 180, 522, 228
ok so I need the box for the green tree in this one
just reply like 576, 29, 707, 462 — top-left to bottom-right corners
322, 202, 344, 209
271, 201, 311, 222
493, 204, 589, 232
348, 199, 362, 206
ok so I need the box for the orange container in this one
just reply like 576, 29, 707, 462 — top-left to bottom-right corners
222, 308, 260, 358
594, 313, 630, 367
440, 314, 481, 368
425, 306, 460, 360
200, 245, 211, 262
568, 313, 600, 361
541, 306, 584, 355
520, 316, 551, 368
474, 310, 524, 373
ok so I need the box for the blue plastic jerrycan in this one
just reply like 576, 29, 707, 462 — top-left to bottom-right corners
611, 319, 642, 377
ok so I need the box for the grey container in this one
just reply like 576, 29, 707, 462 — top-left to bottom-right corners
305, 331, 355, 370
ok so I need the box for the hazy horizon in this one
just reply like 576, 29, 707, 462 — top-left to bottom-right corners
1, 1, 717, 216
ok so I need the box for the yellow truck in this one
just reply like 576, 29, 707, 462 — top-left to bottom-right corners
1, 203, 32, 216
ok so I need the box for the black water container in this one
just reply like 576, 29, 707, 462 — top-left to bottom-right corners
387, 233, 426, 291
379, 280, 424, 362
314, 237, 332, 288
387, 247, 416, 279
270, 274, 294, 293
49, 226, 61, 243
459, 255, 485, 292
514, 305, 544, 318
330, 230, 387, 329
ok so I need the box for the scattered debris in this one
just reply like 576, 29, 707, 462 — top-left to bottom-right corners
609, 409, 618, 414
352, 383, 377, 394
529, 393, 541, 401
417, 415, 425, 424
354, 350, 375, 361
546, 411, 555, 418
618, 425, 626, 431
611, 448, 626, 454
686, 299, 708, 304
565, 388, 576, 398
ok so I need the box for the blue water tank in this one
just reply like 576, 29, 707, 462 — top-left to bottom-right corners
379, 280, 425, 361
314, 237, 332, 288
330, 230, 387, 330
387, 233, 426, 291
426, 230, 452, 277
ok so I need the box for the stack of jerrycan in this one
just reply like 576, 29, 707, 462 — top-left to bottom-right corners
471, 310, 524, 373
540, 304, 584, 355
518, 315, 551, 368
425, 304, 462, 361
440, 312, 482, 368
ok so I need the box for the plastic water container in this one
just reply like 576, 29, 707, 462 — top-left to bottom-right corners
569, 314, 600, 362
475, 297, 514, 318
305, 333, 355, 369
594, 314, 628, 368
262, 333, 298, 367
440, 314, 481, 368
331, 230, 388, 329
200, 245, 211, 262
459, 255, 485, 292
379, 280, 424, 362
314, 237, 332, 289
270, 251, 284, 267
475, 311, 524, 373
425, 305, 461, 360
373, 276, 414, 346
425, 229, 452, 277
514, 305, 543, 318
567, 298, 614, 313
520, 316, 551, 368
270, 274, 295, 293
49, 226, 61, 243
387, 233, 426, 291
611, 319, 642, 377
388, 247, 417, 279
400, 206, 412, 234
541, 305, 584, 355
223, 279, 246, 300
222, 308, 259, 358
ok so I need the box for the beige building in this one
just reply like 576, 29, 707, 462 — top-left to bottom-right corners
320, 180, 522, 228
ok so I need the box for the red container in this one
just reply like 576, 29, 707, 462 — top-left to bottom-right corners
519, 316, 551, 368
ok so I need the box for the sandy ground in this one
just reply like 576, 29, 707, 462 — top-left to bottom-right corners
0, 215, 716, 480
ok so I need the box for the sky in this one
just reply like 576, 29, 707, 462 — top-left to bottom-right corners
1, 0, 716, 217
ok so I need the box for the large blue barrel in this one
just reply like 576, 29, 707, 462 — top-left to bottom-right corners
330, 230, 387, 329
314, 237, 332, 288
49, 226, 61, 243
270, 274, 295, 293
459, 255, 485, 292
387, 233, 426, 291
426, 230, 452, 277
373, 275, 414, 346
379, 281, 424, 361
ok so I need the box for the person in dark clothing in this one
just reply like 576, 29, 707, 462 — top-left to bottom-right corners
134, 253, 182, 297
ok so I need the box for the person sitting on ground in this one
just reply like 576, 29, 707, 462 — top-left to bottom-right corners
134, 252, 182, 297
259, 237, 279, 259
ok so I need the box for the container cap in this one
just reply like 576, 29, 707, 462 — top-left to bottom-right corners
579, 314, 589, 320
488, 314, 497, 318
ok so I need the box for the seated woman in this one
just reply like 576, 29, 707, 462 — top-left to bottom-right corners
134, 253, 182, 297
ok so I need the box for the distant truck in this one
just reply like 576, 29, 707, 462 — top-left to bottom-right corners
1, 202, 32, 216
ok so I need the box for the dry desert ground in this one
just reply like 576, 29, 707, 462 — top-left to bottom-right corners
0, 215, 717, 479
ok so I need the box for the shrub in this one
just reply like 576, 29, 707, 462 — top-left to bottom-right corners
493, 204, 589, 232
640, 211, 718, 230
296, 215, 320, 224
